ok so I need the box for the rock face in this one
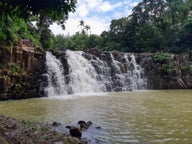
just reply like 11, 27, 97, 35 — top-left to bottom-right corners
0, 39, 47, 100
135, 53, 192, 89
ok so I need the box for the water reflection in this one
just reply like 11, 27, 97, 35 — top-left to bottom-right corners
0, 90, 192, 143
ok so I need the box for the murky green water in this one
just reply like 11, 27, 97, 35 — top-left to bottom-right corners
0, 90, 192, 143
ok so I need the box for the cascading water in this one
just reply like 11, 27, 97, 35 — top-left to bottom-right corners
125, 54, 146, 90
45, 50, 147, 96
65, 50, 105, 93
45, 52, 68, 96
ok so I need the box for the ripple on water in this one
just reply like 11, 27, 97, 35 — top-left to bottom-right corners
1, 90, 192, 143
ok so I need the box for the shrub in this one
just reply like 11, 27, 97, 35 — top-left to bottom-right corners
181, 65, 192, 75
8, 64, 22, 73
161, 63, 174, 75
154, 53, 172, 64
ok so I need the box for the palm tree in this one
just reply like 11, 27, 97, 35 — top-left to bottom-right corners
79, 19, 85, 33
85, 24, 91, 34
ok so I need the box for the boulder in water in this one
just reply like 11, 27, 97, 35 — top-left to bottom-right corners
65, 125, 82, 140
78, 120, 92, 129
52, 121, 61, 127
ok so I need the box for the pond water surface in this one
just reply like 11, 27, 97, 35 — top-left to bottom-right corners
0, 90, 192, 144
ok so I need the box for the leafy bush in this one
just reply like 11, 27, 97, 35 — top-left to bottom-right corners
161, 63, 174, 75
0, 15, 40, 46
8, 64, 22, 73
154, 53, 172, 64
181, 65, 191, 75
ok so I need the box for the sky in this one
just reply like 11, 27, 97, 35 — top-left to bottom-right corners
50, 0, 141, 36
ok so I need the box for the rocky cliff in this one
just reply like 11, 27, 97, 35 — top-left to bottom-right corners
0, 39, 47, 100
136, 53, 192, 89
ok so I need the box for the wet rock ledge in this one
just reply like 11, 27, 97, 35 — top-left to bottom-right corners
0, 116, 80, 144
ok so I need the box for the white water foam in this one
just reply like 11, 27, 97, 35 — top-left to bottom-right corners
66, 50, 105, 93
45, 51, 68, 97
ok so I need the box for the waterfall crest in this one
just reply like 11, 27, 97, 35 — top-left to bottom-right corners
45, 50, 147, 96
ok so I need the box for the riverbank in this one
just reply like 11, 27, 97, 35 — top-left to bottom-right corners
0, 115, 80, 144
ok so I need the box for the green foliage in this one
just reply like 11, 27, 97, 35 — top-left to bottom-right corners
98, 0, 192, 53
51, 34, 66, 49
0, 0, 76, 47
153, 52, 178, 75
99, 18, 128, 51
154, 53, 172, 64
154, 53, 175, 75
0, 15, 40, 45
51, 49, 62, 58
0, 0, 76, 25
51, 33, 101, 51
161, 63, 174, 75
181, 65, 192, 75
40, 28, 52, 50
178, 20, 192, 53
8, 64, 22, 73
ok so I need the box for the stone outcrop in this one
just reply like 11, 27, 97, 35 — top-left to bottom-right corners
0, 39, 47, 100
136, 53, 192, 89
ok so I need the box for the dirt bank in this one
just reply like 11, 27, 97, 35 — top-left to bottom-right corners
0, 115, 80, 144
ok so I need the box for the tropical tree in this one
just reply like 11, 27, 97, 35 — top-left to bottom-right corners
79, 19, 85, 34
0, 0, 76, 46
126, 0, 190, 52
0, 0, 76, 24
85, 25, 91, 34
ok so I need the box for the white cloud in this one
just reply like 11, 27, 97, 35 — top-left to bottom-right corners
77, 3, 89, 17
50, 0, 141, 36
130, 1, 139, 7
98, 1, 112, 12
98, 1, 123, 12
87, 0, 101, 8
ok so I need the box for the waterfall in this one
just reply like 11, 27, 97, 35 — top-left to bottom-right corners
45, 52, 68, 96
45, 50, 147, 96
65, 50, 105, 93
125, 54, 146, 90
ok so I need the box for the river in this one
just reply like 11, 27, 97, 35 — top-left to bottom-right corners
0, 90, 192, 144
